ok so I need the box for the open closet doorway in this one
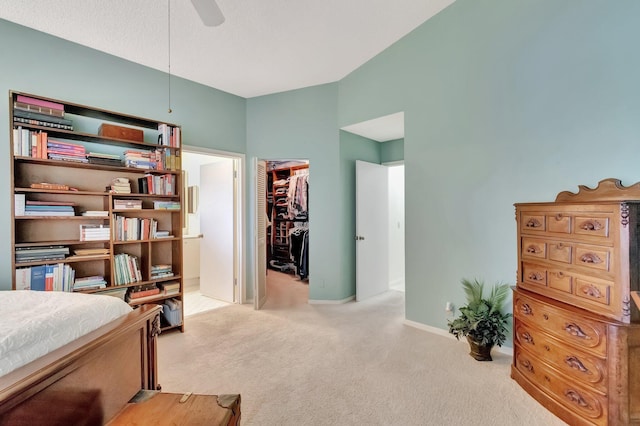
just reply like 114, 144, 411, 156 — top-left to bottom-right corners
255, 159, 310, 309
181, 147, 245, 317
342, 112, 405, 301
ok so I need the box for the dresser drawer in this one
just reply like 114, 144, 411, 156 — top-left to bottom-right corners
521, 238, 547, 260
514, 320, 607, 391
575, 278, 611, 306
514, 293, 607, 357
514, 347, 607, 425
575, 245, 611, 272
522, 263, 547, 287
521, 214, 546, 232
548, 241, 572, 264
573, 215, 610, 239
548, 212, 572, 234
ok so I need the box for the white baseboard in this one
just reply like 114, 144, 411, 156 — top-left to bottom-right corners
308, 295, 356, 304
403, 319, 513, 357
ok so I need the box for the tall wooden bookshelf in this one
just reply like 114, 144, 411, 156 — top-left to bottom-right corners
9, 91, 185, 332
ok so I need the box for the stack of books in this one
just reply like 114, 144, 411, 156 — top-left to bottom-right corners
24, 201, 75, 217
81, 210, 109, 217
113, 198, 142, 209
159, 281, 180, 296
126, 284, 161, 303
79, 224, 110, 241
66, 248, 109, 260
13, 95, 73, 130
151, 264, 174, 279
73, 275, 108, 291
124, 150, 157, 170
15, 245, 69, 263
108, 177, 131, 194
154, 230, 173, 239
87, 152, 122, 167
47, 139, 87, 163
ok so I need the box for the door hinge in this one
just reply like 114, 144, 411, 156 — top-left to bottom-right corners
233, 170, 237, 178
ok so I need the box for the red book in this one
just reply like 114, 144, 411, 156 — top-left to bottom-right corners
129, 288, 160, 299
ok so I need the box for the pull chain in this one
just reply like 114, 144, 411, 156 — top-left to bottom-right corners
167, 0, 172, 113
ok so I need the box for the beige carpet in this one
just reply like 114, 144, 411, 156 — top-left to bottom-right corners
158, 273, 567, 425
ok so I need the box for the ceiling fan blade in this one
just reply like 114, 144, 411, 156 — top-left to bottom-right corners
190, 0, 225, 27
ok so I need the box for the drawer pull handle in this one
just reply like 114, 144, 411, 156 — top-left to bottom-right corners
565, 323, 591, 340
528, 272, 544, 281
580, 253, 602, 264
565, 356, 590, 374
544, 345, 550, 351
556, 242, 564, 249
580, 220, 603, 231
564, 389, 591, 409
521, 359, 534, 373
556, 271, 564, 278
526, 245, 542, 254
543, 314, 549, 320
521, 332, 534, 345
521, 304, 533, 315
526, 218, 542, 228
581, 284, 603, 299
555, 213, 563, 221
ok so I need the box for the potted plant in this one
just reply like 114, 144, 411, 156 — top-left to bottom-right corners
447, 278, 512, 361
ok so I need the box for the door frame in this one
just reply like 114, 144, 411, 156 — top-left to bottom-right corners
254, 158, 310, 308
182, 145, 246, 304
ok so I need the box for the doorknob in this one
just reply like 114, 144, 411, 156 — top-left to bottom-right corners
354, 235, 365, 240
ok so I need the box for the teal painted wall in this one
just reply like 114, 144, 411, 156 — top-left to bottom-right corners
339, 0, 640, 341
381, 139, 404, 163
246, 84, 351, 300
0, 19, 246, 290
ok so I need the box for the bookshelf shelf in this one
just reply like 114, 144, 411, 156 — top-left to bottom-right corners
10, 91, 184, 332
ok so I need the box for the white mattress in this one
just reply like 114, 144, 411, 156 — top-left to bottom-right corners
0, 290, 133, 377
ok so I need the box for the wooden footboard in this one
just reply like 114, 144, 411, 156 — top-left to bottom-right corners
0, 304, 161, 425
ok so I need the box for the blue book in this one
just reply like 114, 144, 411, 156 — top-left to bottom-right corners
30, 265, 46, 291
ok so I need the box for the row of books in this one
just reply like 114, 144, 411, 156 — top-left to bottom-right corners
13, 130, 179, 172
80, 224, 111, 241
158, 124, 181, 148
138, 173, 176, 195
112, 215, 159, 241
15, 245, 69, 263
15, 263, 76, 292
113, 253, 142, 285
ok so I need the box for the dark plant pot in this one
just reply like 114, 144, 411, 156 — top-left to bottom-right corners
466, 336, 493, 361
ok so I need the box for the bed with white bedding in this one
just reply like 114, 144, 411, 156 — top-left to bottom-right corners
0, 291, 133, 377
0, 290, 161, 424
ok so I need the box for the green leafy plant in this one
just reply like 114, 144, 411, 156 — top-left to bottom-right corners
447, 278, 512, 347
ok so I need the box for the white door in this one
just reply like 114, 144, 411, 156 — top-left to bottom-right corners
255, 160, 267, 309
356, 160, 389, 301
199, 160, 236, 302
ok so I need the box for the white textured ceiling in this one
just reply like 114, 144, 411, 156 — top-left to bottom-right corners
0, 0, 454, 98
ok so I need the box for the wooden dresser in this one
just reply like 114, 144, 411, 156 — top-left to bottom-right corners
511, 179, 640, 426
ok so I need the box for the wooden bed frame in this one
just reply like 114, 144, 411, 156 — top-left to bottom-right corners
0, 304, 161, 425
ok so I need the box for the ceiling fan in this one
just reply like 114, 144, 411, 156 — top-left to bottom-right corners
190, 0, 226, 27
